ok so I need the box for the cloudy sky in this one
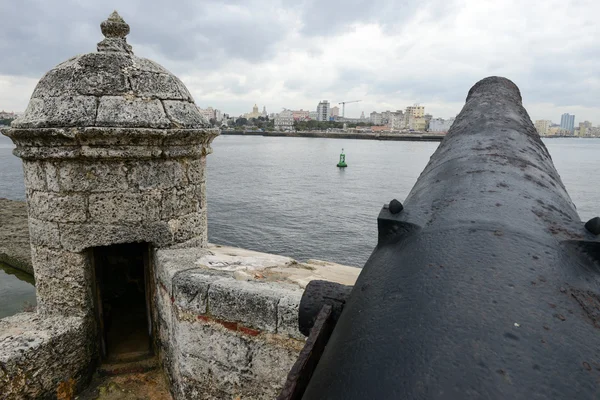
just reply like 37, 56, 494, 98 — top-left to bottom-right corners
0, 0, 598, 123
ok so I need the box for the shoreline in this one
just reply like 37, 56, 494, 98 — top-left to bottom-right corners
222, 130, 445, 141
0, 198, 33, 275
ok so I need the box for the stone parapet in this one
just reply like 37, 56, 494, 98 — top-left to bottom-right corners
154, 244, 360, 399
0, 313, 95, 399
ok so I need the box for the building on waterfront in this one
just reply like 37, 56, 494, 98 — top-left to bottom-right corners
198, 106, 223, 124
547, 125, 562, 136
534, 120, 551, 136
429, 117, 455, 133
262, 106, 268, 118
370, 112, 383, 125
331, 106, 340, 118
316, 100, 331, 121
560, 113, 575, 133
409, 117, 428, 131
274, 109, 295, 131
244, 104, 262, 119
309, 111, 318, 120
404, 104, 425, 128
0, 110, 19, 120
388, 113, 405, 131
292, 109, 310, 121
578, 121, 593, 137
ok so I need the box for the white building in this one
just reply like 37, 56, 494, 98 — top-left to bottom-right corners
534, 120, 551, 136
429, 117, 455, 133
275, 110, 294, 131
214, 109, 223, 122
389, 113, 405, 131
370, 112, 383, 125
316, 100, 331, 121
309, 111, 318, 120
198, 107, 216, 122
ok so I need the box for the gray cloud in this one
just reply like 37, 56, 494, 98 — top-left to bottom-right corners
0, 0, 291, 76
0, 0, 598, 124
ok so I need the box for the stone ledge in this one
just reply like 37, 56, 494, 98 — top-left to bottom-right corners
157, 244, 360, 340
0, 312, 93, 399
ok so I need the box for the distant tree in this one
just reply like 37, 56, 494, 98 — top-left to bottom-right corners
235, 117, 248, 127
209, 118, 217, 127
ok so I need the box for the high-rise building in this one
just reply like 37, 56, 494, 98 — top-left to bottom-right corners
560, 113, 575, 133
316, 100, 331, 121
331, 106, 340, 117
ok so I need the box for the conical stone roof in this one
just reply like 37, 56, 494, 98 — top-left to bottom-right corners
12, 11, 208, 130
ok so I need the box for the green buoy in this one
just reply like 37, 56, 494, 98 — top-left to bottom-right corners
337, 149, 347, 168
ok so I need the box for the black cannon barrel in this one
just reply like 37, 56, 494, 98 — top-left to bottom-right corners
302, 77, 600, 399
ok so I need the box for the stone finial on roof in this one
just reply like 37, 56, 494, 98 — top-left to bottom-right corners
97, 11, 133, 54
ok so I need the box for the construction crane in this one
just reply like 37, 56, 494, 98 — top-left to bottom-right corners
338, 100, 361, 118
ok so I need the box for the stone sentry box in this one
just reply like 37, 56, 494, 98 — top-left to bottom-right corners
4, 12, 217, 316
0, 11, 218, 397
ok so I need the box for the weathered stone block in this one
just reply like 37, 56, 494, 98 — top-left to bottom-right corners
28, 217, 61, 249
161, 185, 201, 220
96, 96, 170, 128
45, 162, 60, 192
59, 222, 174, 252
154, 248, 209, 293
80, 145, 163, 159
186, 157, 206, 183
247, 340, 299, 394
58, 161, 129, 192
22, 161, 47, 191
167, 211, 206, 244
128, 160, 188, 190
0, 313, 93, 400
12, 96, 97, 128
173, 269, 229, 315
175, 320, 251, 369
130, 72, 186, 100
208, 280, 283, 332
30, 246, 92, 315
173, 76, 195, 102
163, 100, 208, 128
31, 53, 132, 98
136, 57, 173, 75
161, 145, 204, 159
27, 191, 87, 223
277, 292, 304, 339
88, 191, 161, 223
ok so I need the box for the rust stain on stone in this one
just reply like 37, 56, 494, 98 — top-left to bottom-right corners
570, 288, 600, 329
56, 378, 76, 400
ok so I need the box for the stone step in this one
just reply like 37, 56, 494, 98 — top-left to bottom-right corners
98, 354, 158, 376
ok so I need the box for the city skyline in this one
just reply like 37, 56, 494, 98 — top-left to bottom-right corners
0, 1, 598, 124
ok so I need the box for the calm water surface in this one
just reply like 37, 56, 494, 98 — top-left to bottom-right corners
0, 135, 599, 318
